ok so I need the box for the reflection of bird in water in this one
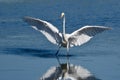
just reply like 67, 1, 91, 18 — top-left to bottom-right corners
23, 12, 110, 55
40, 57, 100, 80
40, 63, 100, 80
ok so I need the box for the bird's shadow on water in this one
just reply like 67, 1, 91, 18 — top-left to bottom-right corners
2, 48, 76, 58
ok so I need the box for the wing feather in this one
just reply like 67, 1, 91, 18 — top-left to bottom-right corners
68, 26, 111, 47
23, 17, 62, 45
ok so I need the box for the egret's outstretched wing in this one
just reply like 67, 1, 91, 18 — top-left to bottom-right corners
68, 26, 111, 47
23, 17, 62, 45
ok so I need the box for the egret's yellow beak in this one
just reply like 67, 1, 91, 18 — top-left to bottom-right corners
61, 12, 65, 18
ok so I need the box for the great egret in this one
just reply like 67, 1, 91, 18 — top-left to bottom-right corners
23, 12, 110, 55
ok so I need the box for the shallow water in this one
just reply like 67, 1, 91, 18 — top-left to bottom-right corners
0, 0, 120, 80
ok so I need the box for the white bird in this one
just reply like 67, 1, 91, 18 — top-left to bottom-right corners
23, 12, 110, 55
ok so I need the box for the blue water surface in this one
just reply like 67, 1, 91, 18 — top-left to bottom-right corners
0, 0, 120, 80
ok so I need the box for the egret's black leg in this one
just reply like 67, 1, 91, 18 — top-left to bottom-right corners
55, 46, 61, 56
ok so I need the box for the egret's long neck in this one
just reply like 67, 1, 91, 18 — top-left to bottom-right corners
63, 15, 65, 35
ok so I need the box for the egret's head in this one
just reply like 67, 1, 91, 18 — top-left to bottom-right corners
61, 12, 65, 18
